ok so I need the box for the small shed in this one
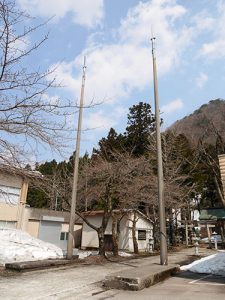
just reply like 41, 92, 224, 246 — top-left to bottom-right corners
26, 208, 82, 250
199, 208, 225, 237
81, 210, 153, 252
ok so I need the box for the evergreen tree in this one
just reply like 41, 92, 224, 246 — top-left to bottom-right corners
193, 143, 224, 208
37, 160, 57, 175
125, 102, 156, 156
27, 153, 91, 209
27, 187, 49, 208
94, 128, 126, 160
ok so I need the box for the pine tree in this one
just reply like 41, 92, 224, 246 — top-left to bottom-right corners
125, 102, 156, 156
94, 128, 126, 160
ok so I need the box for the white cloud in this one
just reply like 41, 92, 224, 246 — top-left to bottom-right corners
52, 0, 192, 107
192, 11, 215, 32
195, 72, 208, 88
49, 0, 223, 138
201, 40, 225, 58
199, 1, 225, 59
84, 110, 116, 131
119, 0, 187, 45
12, 35, 30, 55
18, 0, 104, 28
162, 99, 184, 114
82, 105, 127, 147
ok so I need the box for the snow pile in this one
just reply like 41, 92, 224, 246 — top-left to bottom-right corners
181, 251, 225, 276
0, 228, 63, 266
78, 250, 98, 259
118, 251, 133, 257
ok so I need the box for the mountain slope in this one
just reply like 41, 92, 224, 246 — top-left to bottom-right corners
169, 99, 225, 147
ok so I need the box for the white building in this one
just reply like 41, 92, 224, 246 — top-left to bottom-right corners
0, 165, 82, 249
81, 210, 153, 252
0, 165, 31, 229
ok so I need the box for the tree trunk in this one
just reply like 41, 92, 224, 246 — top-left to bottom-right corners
214, 176, 225, 208
185, 219, 189, 247
206, 223, 212, 249
169, 210, 176, 246
220, 223, 225, 249
112, 215, 119, 256
98, 227, 106, 257
174, 213, 179, 245
97, 192, 112, 257
132, 211, 139, 254
145, 204, 150, 218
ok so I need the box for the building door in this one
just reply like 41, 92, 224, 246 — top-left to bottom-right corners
38, 220, 62, 248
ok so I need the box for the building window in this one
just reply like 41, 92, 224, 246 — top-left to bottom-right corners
0, 185, 20, 205
0, 221, 16, 228
138, 230, 146, 240
60, 232, 69, 240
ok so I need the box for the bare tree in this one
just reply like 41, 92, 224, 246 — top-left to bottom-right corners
147, 131, 198, 246
75, 152, 157, 256
196, 120, 225, 208
0, 0, 76, 166
77, 156, 120, 256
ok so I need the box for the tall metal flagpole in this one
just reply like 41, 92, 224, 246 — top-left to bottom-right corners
151, 37, 168, 265
67, 56, 87, 259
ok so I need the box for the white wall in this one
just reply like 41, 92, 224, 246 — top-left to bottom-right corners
119, 218, 129, 250
191, 209, 200, 221
81, 216, 102, 249
128, 212, 153, 252
81, 212, 153, 252
81, 215, 109, 248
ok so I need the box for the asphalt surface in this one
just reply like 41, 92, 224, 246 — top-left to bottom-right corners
0, 247, 220, 300
92, 271, 225, 300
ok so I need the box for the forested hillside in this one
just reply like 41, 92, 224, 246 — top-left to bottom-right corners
169, 99, 225, 147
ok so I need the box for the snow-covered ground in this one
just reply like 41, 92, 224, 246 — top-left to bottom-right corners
0, 228, 63, 266
181, 251, 225, 276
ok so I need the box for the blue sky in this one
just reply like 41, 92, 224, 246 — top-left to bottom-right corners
17, 0, 225, 161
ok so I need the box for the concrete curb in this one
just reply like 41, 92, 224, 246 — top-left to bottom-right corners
104, 264, 180, 291
5, 256, 79, 271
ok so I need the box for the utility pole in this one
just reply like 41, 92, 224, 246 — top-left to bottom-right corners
151, 37, 168, 265
85, 173, 88, 212
67, 56, 87, 259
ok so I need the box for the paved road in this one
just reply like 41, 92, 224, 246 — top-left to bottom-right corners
0, 247, 217, 300
93, 271, 225, 300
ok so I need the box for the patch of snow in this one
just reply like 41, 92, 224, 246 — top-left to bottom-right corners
76, 250, 133, 259
181, 251, 225, 276
78, 250, 98, 259
118, 251, 133, 257
201, 235, 222, 244
0, 227, 63, 266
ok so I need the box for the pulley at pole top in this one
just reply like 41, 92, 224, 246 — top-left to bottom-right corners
150, 36, 156, 56
82, 56, 87, 84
